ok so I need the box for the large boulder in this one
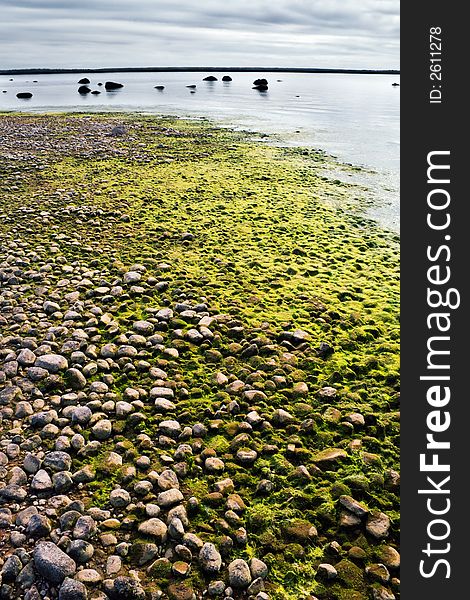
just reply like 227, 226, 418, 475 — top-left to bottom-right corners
17, 92, 33, 99
78, 77, 90, 84
78, 85, 91, 94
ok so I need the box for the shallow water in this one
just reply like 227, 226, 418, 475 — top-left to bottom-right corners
0, 71, 400, 231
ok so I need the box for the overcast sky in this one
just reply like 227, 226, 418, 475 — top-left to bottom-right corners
0, 0, 399, 70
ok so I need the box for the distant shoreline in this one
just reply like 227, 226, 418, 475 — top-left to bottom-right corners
0, 66, 399, 76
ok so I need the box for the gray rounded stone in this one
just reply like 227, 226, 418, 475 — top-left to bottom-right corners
59, 577, 88, 600
64, 368, 87, 390
92, 419, 112, 440
67, 540, 94, 564
113, 576, 146, 600
228, 559, 252, 588
33, 541, 76, 584
199, 542, 222, 574
110, 488, 131, 508
138, 518, 168, 542
157, 488, 184, 507
71, 406, 93, 425
35, 354, 68, 373
43, 451, 72, 472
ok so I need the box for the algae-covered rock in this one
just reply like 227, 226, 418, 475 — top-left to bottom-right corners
313, 448, 348, 466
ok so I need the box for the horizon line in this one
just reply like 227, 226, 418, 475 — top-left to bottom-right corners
0, 66, 400, 76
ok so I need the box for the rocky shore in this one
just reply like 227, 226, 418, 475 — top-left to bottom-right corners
0, 113, 400, 600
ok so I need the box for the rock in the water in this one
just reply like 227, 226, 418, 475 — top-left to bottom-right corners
33, 541, 76, 584
78, 78, 90, 84
203, 75, 218, 81
253, 78, 268, 91
105, 81, 124, 90
78, 86, 91, 94
222, 75, 232, 82
17, 92, 33, 99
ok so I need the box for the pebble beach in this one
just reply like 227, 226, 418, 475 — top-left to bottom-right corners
0, 113, 400, 600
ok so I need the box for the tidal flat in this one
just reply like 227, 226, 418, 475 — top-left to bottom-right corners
0, 113, 400, 600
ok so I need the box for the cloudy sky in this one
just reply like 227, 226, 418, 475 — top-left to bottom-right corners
0, 0, 399, 70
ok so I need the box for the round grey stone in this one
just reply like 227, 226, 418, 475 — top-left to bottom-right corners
199, 542, 222, 574
59, 577, 88, 600
92, 419, 112, 440
33, 541, 76, 584
35, 354, 69, 373
228, 559, 252, 588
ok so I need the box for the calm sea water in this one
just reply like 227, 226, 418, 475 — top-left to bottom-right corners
0, 71, 400, 231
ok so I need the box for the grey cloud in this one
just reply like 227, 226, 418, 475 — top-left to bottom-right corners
0, 0, 399, 69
